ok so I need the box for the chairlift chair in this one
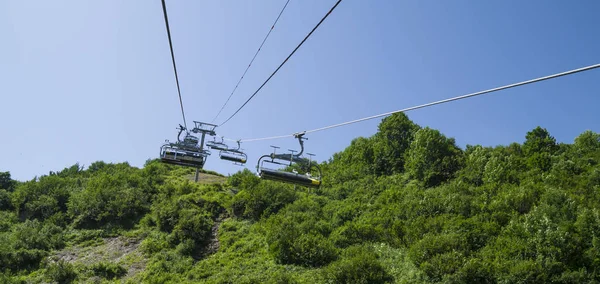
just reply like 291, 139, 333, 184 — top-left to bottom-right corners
160, 124, 212, 168
219, 141, 247, 165
206, 137, 229, 151
256, 133, 322, 188
207, 138, 248, 165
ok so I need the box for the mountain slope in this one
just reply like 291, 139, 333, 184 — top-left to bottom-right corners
1, 113, 599, 283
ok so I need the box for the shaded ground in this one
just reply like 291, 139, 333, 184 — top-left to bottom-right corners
197, 213, 229, 259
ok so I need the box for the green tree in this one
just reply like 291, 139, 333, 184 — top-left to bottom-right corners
372, 113, 421, 175
523, 127, 558, 171
228, 168, 260, 189
405, 127, 463, 187
231, 182, 296, 220
0, 189, 12, 211
482, 147, 523, 185
461, 145, 492, 186
326, 137, 376, 184
0, 172, 14, 191
11, 175, 73, 221
67, 171, 150, 228
574, 130, 600, 154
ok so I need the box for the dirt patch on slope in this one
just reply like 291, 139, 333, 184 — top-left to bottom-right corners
187, 172, 227, 184
52, 236, 146, 280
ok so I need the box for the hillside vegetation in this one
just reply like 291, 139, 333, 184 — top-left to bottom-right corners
1, 113, 600, 283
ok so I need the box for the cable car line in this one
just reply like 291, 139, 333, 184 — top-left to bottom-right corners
211, 0, 292, 123
226, 62, 600, 143
218, 0, 344, 127
155, 1, 598, 188
160, 1, 219, 176
161, 0, 188, 129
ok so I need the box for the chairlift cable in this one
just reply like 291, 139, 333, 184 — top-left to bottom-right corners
161, 0, 188, 130
218, 0, 344, 127
211, 0, 292, 123
229, 62, 600, 142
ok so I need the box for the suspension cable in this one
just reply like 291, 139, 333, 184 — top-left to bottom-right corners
218, 0, 343, 127
228, 63, 600, 142
212, 0, 292, 123
161, 0, 188, 129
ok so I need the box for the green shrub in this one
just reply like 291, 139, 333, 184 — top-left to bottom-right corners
67, 172, 150, 228
140, 231, 170, 255
323, 245, 391, 284
0, 273, 10, 284
447, 257, 494, 284
405, 127, 464, 187
141, 251, 193, 283
0, 172, 15, 191
371, 112, 420, 175
171, 209, 213, 246
87, 262, 127, 280
0, 189, 12, 211
0, 248, 48, 271
45, 260, 77, 284
228, 168, 260, 189
231, 183, 297, 220
11, 219, 64, 251
0, 211, 17, 232
64, 229, 105, 246
267, 217, 337, 267
11, 175, 73, 221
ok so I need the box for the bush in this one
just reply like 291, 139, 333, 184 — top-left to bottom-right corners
87, 262, 127, 280
64, 229, 105, 246
0, 211, 17, 232
0, 172, 14, 191
228, 168, 260, 189
140, 231, 170, 255
45, 260, 77, 284
141, 251, 193, 283
171, 208, 213, 246
405, 127, 463, 187
323, 245, 392, 284
11, 175, 73, 221
0, 248, 48, 271
11, 219, 64, 251
266, 213, 337, 267
231, 183, 297, 220
0, 189, 12, 211
0, 272, 12, 284
68, 172, 150, 228
372, 112, 420, 175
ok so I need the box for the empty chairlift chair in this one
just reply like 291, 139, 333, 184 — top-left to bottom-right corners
206, 138, 248, 165
256, 133, 322, 188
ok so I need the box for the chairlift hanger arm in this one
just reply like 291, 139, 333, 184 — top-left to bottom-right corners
177, 125, 187, 142
294, 133, 306, 156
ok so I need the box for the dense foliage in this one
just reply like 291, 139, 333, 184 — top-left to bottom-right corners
1, 113, 599, 283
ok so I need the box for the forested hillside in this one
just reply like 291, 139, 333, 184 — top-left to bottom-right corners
1, 113, 600, 283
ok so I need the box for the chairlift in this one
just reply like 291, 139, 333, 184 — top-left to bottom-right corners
207, 138, 248, 165
160, 122, 216, 168
256, 132, 322, 188
206, 137, 229, 151
219, 140, 247, 165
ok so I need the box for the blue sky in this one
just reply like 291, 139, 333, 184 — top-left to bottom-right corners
1, 0, 599, 181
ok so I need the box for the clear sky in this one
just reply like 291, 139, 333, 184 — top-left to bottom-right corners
1, 0, 599, 181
